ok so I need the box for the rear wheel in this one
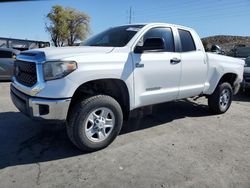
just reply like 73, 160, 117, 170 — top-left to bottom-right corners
67, 95, 123, 151
208, 82, 233, 114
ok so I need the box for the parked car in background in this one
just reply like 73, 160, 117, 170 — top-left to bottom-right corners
233, 47, 250, 59
210, 44, 225, 55
0, 48, 20, 81
242, 56, 250, 90
232, 47, 250, 91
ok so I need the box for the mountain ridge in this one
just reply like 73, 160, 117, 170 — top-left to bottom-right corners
201, 35, 250, 54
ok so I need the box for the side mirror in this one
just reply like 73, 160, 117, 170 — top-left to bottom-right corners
134, 38, 165, 53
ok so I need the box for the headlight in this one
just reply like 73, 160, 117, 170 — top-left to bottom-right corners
43, 61, 77, 81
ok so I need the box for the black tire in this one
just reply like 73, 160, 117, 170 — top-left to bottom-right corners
67, 95, 123, 151
208, 82, 233, 114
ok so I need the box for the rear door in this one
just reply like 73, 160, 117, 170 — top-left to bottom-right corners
177, 29, 207, 99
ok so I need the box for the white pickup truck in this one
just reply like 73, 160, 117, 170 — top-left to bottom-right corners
11, 23, 244, 151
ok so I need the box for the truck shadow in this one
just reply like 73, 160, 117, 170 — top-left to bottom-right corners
233, 91, 250, 102
121, 99, 210, 134
0, 99, 211, 169
0, 112, 82, 169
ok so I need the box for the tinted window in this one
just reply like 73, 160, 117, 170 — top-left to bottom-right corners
0, 50, 12, 58
82, 25, 144, 47
178, 29, 196, 52
143, 27, 175, 52
235, 47, 250, 58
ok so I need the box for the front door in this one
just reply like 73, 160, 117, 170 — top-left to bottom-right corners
132, 27, 181, 107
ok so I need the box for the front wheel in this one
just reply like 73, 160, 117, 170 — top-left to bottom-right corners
208, 82, 233, 114
67, 95, 123, 151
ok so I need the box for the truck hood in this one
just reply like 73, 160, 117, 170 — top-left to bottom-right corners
20, 46, 115, 60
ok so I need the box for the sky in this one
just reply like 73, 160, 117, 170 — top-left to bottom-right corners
0, 0, 249, 42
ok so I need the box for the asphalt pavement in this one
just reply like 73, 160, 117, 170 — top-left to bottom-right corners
0, 82, 250, 188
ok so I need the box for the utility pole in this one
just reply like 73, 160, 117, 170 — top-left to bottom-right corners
129, 6, 132, 24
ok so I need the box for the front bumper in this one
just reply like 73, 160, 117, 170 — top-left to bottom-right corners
10, 84, 71, 121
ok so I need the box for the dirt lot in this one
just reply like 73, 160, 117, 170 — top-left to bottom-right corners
0, 82, 250, 188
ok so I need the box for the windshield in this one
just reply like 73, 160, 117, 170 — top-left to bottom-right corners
82, 25, 144, 47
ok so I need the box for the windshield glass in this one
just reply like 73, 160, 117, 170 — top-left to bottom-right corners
82, 25, 144, 47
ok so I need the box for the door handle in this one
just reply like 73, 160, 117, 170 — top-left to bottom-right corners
170, 58, 181, 64
135, 63, 144, 68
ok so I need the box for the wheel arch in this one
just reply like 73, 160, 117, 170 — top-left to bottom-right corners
209, 72, 238, 95
218, 73, 238, 86
69, 78, 131, 120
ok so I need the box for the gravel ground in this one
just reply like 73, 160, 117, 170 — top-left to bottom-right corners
0, 82, 250, 188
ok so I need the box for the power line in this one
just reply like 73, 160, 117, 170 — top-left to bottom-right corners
140, 8, 249, 20
126, 2, 249, 26
134, 4, 249, 24
135, 0, 248, 14
135, 1, 249, 19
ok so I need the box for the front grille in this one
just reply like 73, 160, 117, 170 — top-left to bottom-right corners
14, 60, 37, 87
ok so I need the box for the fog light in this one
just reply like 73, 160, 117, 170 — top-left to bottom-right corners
39, 104, 49, 115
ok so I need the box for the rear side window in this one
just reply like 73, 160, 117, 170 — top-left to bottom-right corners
178, 29, 196, 52
0, 50, 13, 58
143, 27, 175, 52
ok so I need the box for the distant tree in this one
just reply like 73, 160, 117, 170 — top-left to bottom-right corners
45, 5, 68, 47
66, 7, 90, 46
45, 5, 90, 47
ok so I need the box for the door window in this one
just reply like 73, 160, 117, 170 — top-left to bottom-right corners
142, 27, 175, 52
178, 29, 196, 52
